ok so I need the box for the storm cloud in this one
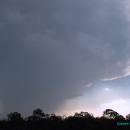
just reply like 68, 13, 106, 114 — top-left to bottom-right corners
0, 0, 130, 116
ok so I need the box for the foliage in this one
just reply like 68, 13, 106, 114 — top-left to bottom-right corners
0, 108, 129, 130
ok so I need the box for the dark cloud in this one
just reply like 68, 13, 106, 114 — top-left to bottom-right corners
0, 0, 129, 116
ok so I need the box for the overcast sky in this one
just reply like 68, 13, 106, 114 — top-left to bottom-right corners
0, 0, 130, 117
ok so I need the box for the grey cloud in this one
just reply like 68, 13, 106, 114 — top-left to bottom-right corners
0, 0, 130, 116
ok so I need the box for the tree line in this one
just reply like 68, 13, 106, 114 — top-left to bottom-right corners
0, 108, 130, 130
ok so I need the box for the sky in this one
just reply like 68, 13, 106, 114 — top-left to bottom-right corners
0, 0, 130, 117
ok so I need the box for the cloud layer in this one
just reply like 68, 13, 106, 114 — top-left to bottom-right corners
0, 0, 130, 116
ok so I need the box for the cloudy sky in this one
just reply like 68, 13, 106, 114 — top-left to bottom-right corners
0, 0, 130, 117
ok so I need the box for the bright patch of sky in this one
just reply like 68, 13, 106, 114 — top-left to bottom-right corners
56, 76, 130, 117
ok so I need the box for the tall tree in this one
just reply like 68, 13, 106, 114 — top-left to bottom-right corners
103, 109, 119, 119
7, 112, 23, 122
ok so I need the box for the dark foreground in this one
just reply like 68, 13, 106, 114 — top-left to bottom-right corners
0, 108, 130, 130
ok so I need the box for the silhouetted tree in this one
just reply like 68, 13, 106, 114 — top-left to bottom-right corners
33, 108, 45, 118
27, 108, 45, 121
103, 109, 120, 119
74, 111, 94, 119
7, 112, 23, 122
50, 113, 62, 121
